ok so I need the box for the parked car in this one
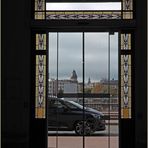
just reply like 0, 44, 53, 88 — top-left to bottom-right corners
48, 97, 106, 135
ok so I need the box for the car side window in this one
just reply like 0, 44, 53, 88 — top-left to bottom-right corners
64, 101, 78, 109
55, 101, 64, 108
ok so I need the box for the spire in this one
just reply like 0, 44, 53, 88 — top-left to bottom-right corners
88, 77, 91, 85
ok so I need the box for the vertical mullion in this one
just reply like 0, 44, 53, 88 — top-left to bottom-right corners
108, 33, 111, 148
82, 32, 85, 148
56, 32, 59, 148
118, 32, 121, 148
46, 32, 49, 147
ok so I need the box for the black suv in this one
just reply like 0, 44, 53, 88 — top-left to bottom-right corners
48, 97, 105, 135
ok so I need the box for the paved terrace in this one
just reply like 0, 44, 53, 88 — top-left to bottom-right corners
48, 136, 118, 148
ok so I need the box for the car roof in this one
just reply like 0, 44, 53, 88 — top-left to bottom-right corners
48, 96, 64, 101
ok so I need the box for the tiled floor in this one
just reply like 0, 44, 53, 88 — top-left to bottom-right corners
48, 136, 118, 148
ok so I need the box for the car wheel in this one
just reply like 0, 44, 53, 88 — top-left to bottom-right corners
74, 120, 95, 135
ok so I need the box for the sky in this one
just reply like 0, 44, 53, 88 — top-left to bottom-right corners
48, 32, 118, 82
46, 2, 121, 10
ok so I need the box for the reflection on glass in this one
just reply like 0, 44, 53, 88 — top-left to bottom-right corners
58, 33, 83, 148
48, 32, 119, 148
110, 33, 119, 148
48, 33, 83, 148
48, 33, 57, 148
85, 33, 108, 94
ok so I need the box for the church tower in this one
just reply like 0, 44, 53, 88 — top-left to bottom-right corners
70, 70, 78, 82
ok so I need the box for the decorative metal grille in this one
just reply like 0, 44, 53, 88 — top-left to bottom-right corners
121, 34, 131, 50
123, 0, 133, 11
35, 55, 46, 118
35, 0, 45, 11
120, 33, 132, 119
35, 33, 47, 119
34, 0, 133, 20
35, 12, 45, 20
122, 0, 133, 19
35, 0, 45, 19
46, 11, 121, 20
121, 55, 131, 118
36, 34, 46, 50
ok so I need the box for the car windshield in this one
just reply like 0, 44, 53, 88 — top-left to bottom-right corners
65, 101, 86, 110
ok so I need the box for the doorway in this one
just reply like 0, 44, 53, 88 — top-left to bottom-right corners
48, 32, 119, 148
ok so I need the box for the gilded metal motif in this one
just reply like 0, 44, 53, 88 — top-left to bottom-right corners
121, 55, 132, 118
46, 11, 121, 20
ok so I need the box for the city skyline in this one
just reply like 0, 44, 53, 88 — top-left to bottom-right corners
49, 32, 118, 82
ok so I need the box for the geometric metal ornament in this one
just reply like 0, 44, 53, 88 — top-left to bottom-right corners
34, 0, 133, 20
35, 55, 46, 118
35, 0, 45, 19
121, 55, 131, 118
122, 0, 133, 19
121, 34, 131, 50
36, 34, 46, 50
35, 33, 47, 118
46, 11, 122, 20
123, 0, 133, 10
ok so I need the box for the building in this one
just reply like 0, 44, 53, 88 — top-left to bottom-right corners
48, 79, 78, 95
48, 70, 79, 95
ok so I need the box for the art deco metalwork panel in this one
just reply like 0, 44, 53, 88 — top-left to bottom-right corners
34, 0, 133, 20
35, 0, 45, 11
120, 33, 132, 119
35, 0, 45, 19
122, 0, 133, 10
121, 34, 131, 50
46, 11, 121, 20
35, 33, 47, 118
35, 55, 46, 118
122, 0, 133, 19
121, 55, 131, 118
36, 34, 46, 50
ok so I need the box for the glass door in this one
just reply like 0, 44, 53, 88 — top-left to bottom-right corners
48, 32, 119, 148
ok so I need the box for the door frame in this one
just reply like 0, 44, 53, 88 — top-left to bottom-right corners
31, 24, 135, 148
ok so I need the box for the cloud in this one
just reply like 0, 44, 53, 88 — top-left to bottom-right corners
49, 32, 118, 81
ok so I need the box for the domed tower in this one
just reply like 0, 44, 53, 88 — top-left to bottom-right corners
70, 70, 78, 82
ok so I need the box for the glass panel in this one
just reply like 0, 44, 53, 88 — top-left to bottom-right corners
48, 33, 83, 148
85, 32, 119, 148
121, 55, 131, 118
34, 0, 134, 20
48, 32, 119, 148
110, 33, 119, 148
85, 33, 108, 148
35, 55, 46, 118
46, 3, 121, 10
85, 33, 108, 94
58, 34, 83, 148
48, 33, 57, 148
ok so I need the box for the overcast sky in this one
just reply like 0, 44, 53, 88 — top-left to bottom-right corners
46, 2, 121, 10
49, 32, 118, 82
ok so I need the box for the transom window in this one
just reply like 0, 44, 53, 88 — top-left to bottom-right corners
34, 0, 133, 20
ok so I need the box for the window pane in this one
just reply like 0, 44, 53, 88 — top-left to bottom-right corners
46, 3, 121, 10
